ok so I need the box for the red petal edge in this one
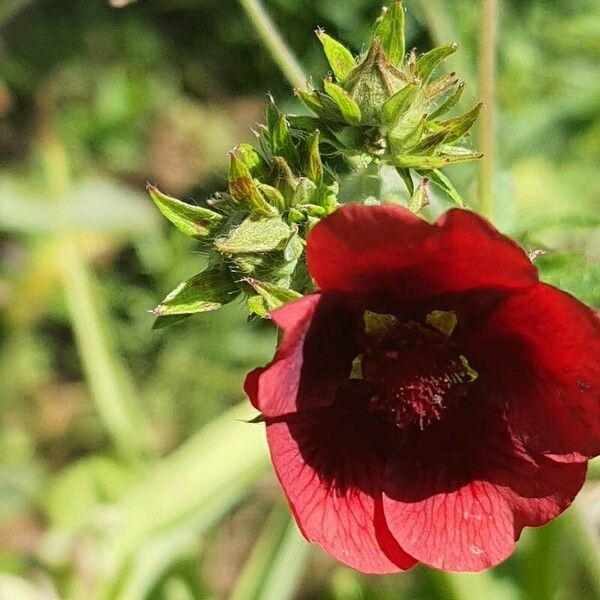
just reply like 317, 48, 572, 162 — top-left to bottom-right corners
267, 408, 417, 573
307, 206, 537, 301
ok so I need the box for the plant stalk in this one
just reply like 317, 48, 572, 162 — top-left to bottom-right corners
238, 0, 307, 90
478, 0, 500, 222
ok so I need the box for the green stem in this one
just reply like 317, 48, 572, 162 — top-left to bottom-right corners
237, 0, 307, 90
40, 126, 150, 466
478, 0, 500, 222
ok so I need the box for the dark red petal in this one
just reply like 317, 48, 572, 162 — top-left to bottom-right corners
244, 293, 357, 417
382, 401, 586, 571
307, 206, 537, 302
465, 282, 600, 459
267, 407, 417, 573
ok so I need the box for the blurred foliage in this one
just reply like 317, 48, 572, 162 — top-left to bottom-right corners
0, 0, 599, 599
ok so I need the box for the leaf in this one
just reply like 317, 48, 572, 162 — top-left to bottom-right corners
323, 79, 362, 125
428, 169, 465, 207
375, 0, 405, 67
247, 279, 302, 316
416, 43, 458, 83
147, 185, 223, 239
153, 266, 238, 316
382, 83, 419, 124
215, 216, 292, 254
316, 29, 355, 83
102, 402, 271, 596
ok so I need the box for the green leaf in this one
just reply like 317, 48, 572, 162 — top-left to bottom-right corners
316, 29, 355, 83
323, 79, 362, 125
428, 169, 465, 207
429, 81, 466, 119
247, 279, 302, 316
102, 401, 271, 594
393, 152, 482, 170
147, 185, 223, 239
153, 266, 238, 316
152, 314, 192, 331
416, 43, 458, 83
228, 508, 308, 600
408, 177, 430, 213
228, 153, 276, 217
215, 216, 292, 254
382, 83, 419, 124
375, 0, 405, 67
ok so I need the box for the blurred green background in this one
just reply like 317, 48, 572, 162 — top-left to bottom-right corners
0, 0, 599, 598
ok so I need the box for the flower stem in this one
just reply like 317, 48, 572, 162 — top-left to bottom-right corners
238, 0, 307, 90
478, 0, 500, 223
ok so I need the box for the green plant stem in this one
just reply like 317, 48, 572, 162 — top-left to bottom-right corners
238, 0, 307, 90
40, 129, 150, 466
478, 0, 500, 222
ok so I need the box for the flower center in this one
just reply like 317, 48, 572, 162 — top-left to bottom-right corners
355, 313, 477, 430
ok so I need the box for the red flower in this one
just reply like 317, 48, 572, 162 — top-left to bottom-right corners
245, 206, 600, 573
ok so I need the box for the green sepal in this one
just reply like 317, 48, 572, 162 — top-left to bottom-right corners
422, 72, 459, 102
228, 153, 276, 217
215, 216, 291, 254
272, 157, 298, 205
428, 169, 465, 207
408, 177, 430, 213
429, 81, 466, 120
396, 167, 414, 195
258, 183, 286, 213
437, 103, 483, 144
147, 185, 223, 239
323, 79, 362, 125
283, 232, 305, 262
295, 88, 343, 122
266, 98, 300, 167
393, 152, 482, 170
152, 314, 192, 331
236, 143, 266, 176
152, 266, 238, 317
415, 43, 458, 83
246, 279, 303, 317
382, 83, 419, 125
306, 130, 323, 183
316, 29, 355, 83
375, 0, 405, 67
292, 177, 317, 206
408, 129, 448, 154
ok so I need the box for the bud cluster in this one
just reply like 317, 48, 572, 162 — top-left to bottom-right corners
149, 99, 339, 325
149, 0, 481, 325
297, 0, 481, 207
